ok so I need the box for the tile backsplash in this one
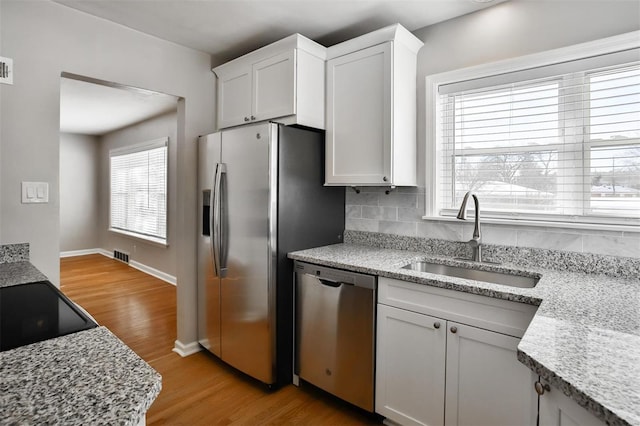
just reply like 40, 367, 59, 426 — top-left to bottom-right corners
345, 187, 640, 259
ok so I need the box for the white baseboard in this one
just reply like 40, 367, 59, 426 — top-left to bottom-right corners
97, 249, 112, 257
130, 260, 177, 286
173, 340, 201, 357
64, 249, 177, 286
60, 248, 103, 258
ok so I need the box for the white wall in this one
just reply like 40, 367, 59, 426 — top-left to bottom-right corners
0, 1, 215, 345
99, 111, 178, 277
346, 0, 640, 259
59, 132, 99, 252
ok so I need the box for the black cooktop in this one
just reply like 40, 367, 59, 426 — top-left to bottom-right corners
0, 281, 98, 352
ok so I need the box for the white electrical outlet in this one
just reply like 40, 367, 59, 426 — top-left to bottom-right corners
1, 56, 14, 85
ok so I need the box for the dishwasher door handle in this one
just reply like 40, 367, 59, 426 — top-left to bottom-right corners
317, 278, 351, 288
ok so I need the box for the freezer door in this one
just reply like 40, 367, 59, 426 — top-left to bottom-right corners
197, 133, 222, 356
219, 122, 276, 384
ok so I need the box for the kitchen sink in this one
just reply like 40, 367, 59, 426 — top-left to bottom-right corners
401, 261, 539, 288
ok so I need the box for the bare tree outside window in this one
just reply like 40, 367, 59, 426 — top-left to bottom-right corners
440, 62, 639, 222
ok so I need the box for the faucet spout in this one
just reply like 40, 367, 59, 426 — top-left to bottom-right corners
456, 191, 482, 261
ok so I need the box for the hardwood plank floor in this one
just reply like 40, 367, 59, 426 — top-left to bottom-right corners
60, 254, 379, 425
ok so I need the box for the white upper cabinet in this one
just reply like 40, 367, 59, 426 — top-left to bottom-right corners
213, 34, 326, 130
325, 24, 423, 186
252, 50, 296, 122
217, 66, 252, 127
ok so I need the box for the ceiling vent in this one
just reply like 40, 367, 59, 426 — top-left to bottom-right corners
0, 57, 13, 85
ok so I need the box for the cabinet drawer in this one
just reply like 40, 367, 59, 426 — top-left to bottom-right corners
378, 277, 537, 338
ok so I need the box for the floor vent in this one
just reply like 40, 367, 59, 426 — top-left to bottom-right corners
113, 250, 130, 264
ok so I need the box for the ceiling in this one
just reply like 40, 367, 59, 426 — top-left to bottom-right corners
55, 0, 502, 62
56, 0, 502, 135
60, 76, 178, 135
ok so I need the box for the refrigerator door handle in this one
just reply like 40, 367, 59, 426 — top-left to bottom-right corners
212, 162, 227, 278
219, 163, 228, 277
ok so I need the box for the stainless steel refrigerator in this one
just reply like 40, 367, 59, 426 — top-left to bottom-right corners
197, 122, 345, 386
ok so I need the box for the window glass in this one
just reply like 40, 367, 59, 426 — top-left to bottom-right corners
110, 139, 167, 243
438, 63, 640, 224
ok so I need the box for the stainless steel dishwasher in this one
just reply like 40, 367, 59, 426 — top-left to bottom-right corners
293, 260, 376, 412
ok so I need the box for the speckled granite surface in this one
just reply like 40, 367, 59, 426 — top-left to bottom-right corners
1, 257, 161, 425
0, 243, 46, 288
0, 326, 162, 426
289, 242, 640, 426
0, 243, 29, 264
344, 230, 640, 279
0, 261, 47, 287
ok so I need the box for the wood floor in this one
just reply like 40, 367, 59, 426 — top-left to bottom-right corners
60, 255, 380, 425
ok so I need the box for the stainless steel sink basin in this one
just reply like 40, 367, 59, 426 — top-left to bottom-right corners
402, 261, 539, 288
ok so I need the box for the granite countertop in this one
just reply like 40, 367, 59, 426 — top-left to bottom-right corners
289, 243, 640, 426
0, 327, 162, 426
0, 249, 162, 425
0, 261, 48, 287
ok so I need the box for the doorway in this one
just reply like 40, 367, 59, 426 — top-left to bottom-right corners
59, 73, 179, 282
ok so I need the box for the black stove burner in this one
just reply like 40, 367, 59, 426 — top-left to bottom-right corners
0, 280, 97, 352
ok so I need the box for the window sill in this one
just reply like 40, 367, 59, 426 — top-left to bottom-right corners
108, 228, 168, 247
421, 215, 640, 234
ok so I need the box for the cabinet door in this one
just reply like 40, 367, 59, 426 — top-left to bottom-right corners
538, 380, 604, 426
376, 304, 446, 426
326, 43, 391, 185
252, 50, 296, 122
445, 322, 537, 426
218, 67, 252, 128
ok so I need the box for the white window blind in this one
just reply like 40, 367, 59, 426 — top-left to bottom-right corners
110, 138, 168, 243
437, 55, 640, 226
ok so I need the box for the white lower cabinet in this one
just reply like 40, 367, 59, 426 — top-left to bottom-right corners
444, 322, 537, 426
376, 304, 446, 426
376, 278, 538, 426
537, 379, 605, 426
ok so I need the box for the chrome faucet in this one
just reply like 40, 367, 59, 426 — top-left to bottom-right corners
456, 191, 482, 262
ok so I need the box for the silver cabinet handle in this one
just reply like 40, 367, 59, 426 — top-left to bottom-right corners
244, 117, 250, 122
251, 115, 256, 121
450, 326, 458, 334
534, 381, 550, 396
382, 176, 388, 182
434, 322, 441, 329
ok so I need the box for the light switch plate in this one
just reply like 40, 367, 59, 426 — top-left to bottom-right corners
21, 182, 49, 204
0, 56, 13, 85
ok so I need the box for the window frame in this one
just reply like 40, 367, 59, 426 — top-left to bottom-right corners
424, 31, 640, 232
109, 137, 169, 246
